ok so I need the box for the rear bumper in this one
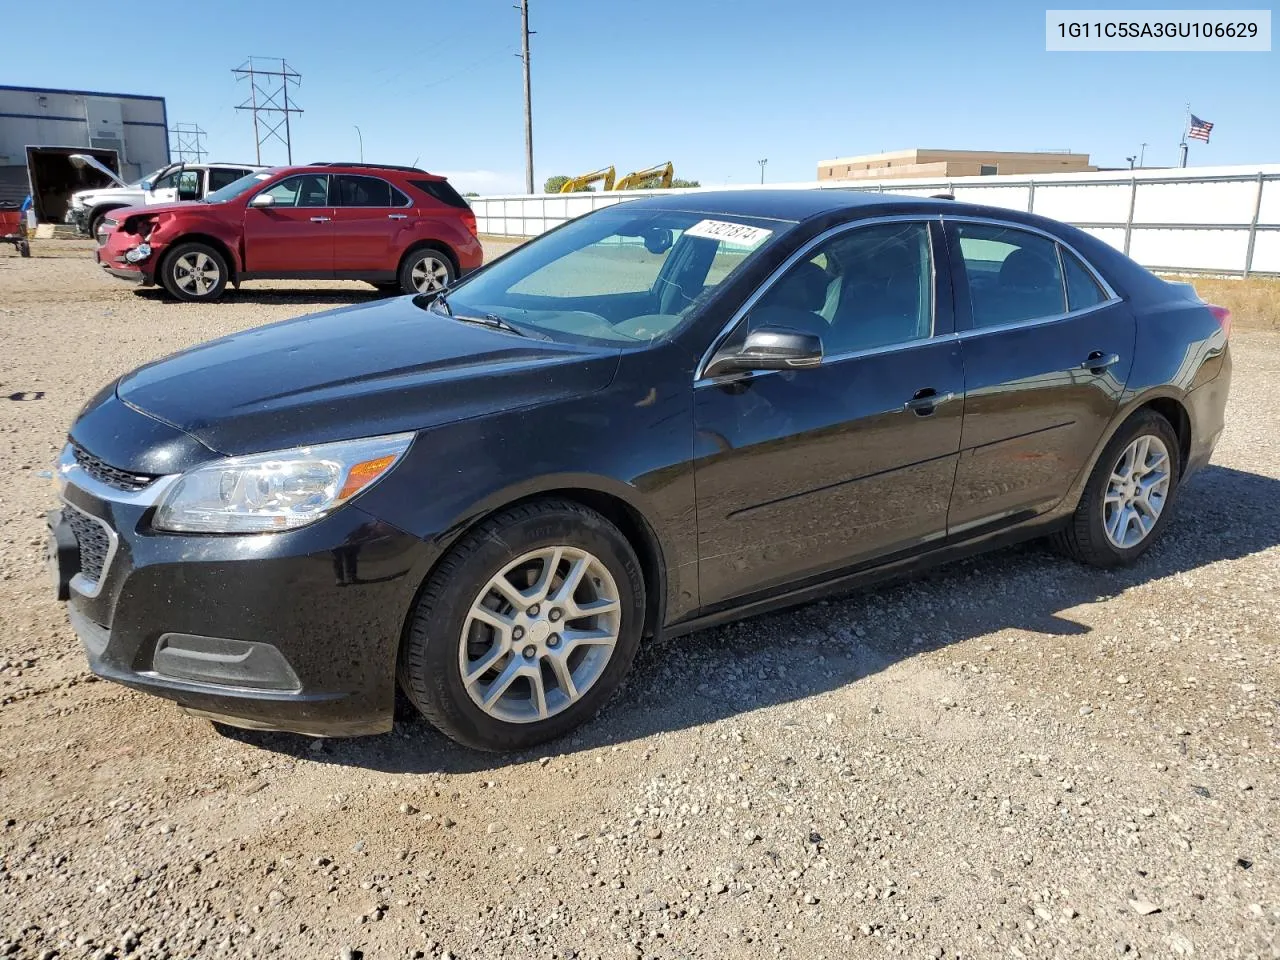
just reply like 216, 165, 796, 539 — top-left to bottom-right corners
1184, 344, 1232, 480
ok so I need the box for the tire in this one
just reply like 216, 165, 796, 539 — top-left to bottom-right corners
159, 242, 229, 302
1053, 410, 1181, 567
89, 210, 115, 246
398, 246, 455, 295
399, 499, 646, 752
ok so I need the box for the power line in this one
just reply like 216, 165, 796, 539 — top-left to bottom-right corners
169, 122, 207, 163
232, 56, 304, 165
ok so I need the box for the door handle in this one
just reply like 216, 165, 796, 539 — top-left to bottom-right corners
904, 388, 956, 415
388, 213, 408, 220
309, 216, 331, 223
1079, 351, 1120, 373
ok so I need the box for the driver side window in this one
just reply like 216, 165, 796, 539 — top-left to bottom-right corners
748, 221, 934, 355
259, 174, 330, 208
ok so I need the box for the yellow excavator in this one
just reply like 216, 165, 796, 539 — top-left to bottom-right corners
614, 162, 674, 191
559, 166, 616, 193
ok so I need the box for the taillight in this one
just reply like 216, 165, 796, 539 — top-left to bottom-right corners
1207, 304, 1232, 338
462, 209, 477, 236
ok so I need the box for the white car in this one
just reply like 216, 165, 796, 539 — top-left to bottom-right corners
66, 155, 264, 243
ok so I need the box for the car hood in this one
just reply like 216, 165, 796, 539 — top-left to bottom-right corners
110, 200, 200, 221
116, 297, 622, 455
73, 186, 144, 205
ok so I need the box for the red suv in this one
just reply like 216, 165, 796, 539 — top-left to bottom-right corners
96, 162, 483, 301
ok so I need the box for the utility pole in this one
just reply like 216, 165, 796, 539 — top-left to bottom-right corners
758, 158, 768, 184
232, 57, 304, 165
1139, 142, 1148, 167
168, 122, 207, 163
518, 0, 534, 194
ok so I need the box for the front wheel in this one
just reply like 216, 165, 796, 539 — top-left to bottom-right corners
398, 247, 455, 295
398, 499, 646, 751
159, 242, 229, 302
1053, 410, 1181, 567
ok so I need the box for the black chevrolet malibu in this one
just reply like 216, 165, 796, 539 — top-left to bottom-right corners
49, 190, 1232, 751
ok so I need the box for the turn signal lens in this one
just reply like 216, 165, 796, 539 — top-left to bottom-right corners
339, 455, 398, 499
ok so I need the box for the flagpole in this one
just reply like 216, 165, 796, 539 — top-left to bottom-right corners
1179, 103, 1190, 168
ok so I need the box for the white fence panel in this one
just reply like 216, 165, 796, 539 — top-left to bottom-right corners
1033, 182, 1132, 223
1129, 228, 1250, 272
1250, 232, 1280, 273
468, 165, 1280, 276
1133, 179, 1258, 225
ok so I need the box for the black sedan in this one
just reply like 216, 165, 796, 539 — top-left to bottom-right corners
49, 190, 1232, 751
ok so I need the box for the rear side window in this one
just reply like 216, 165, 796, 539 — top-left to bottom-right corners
410, 178, 470, 209
1061, 247, 1107, 312
333, 175, 392, 207
953, 223, 1066, 328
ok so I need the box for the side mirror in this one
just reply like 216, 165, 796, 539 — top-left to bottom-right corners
139, 180, 153, 191
249, 193, 275, 208
703, 326, 823, 379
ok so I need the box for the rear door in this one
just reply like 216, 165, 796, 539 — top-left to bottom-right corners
945, 218, 1135, 533
329, 174, 407, 275
242, 173, 334, 275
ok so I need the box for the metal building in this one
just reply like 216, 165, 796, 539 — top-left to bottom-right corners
0, 85, 169, 221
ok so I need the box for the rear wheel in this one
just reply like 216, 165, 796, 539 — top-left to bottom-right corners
1053, 410, 1180, 567
160, 242, 229, 302
398, 499, 646, 751
398, 247, 455, 295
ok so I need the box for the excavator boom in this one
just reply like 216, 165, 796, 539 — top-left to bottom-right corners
560, 166, 616, 193
614, 161, 674, 191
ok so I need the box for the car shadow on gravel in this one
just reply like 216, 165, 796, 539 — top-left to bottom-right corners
132, 288, 387, 305
219, 463, 1280, 775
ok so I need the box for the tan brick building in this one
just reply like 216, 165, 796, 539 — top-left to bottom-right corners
817, 149, 1096, 181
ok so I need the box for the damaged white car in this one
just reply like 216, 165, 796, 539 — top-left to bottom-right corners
66, 155, 263, 243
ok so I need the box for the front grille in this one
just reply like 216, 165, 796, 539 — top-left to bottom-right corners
66, 509, 111, 584
72, 442, 157, 493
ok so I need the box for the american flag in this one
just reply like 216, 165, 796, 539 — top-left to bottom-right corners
1188, 115, 1214, 142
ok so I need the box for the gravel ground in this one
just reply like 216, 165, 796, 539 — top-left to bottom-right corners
1, 241, 1277, 960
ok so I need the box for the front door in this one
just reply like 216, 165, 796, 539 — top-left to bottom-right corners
243, 173, 334, 275
944, 219, 1135, 532
693, 219, 965, 608
329, 174, 408, 275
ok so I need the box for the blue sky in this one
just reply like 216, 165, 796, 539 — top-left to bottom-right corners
7, 0, 1276, 193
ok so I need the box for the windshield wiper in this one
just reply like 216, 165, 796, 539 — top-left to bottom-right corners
453, 312, 533, 338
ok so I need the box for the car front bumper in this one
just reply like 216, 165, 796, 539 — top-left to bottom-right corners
96, 232, 159, 285
51, 441, 431, 738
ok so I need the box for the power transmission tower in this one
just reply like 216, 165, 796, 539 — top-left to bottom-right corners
232, 57, 303, 164
517, 0, 534, 194
169, 122, 207, 163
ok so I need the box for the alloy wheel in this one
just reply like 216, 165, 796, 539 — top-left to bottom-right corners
173, 252, 221, 297
410, 255, 450, 293
459, 546, 621, 724
1103, 434, 1171, 549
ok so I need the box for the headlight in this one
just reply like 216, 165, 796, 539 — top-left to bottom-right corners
153, 433, 414, 533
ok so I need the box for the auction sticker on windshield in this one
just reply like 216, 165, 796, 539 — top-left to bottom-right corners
684, 219, 773, 248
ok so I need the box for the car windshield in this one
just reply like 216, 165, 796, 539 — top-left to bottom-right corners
429, 208, 792, 345
130, 165, 170, 188
204, 171, 273, 204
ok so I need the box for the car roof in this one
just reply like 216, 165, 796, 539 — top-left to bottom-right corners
617, 188, 944, 222
263, 163, 442, 180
